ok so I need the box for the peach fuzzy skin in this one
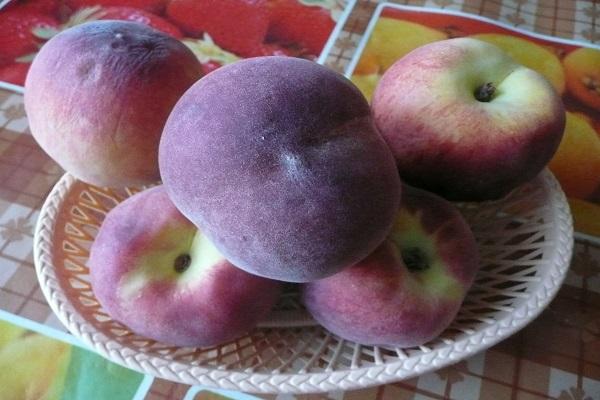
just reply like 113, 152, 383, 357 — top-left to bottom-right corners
372, 38, 565, 201
302, 186, 479, 347
89, 185, 282, 347
24, 21, 202, 187
159, 57, 401, 282
563, 47, 600, 111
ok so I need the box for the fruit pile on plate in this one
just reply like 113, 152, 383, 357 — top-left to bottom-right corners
24, 21, 566, 348
0, 0, 337, 85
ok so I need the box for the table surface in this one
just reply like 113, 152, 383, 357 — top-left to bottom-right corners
1, 0, 599, 399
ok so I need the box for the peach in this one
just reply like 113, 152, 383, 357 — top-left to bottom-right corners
159, 56, 401, 282
563, 47, 600, 111
89, 185, 282, 347
372, 38, 565, 201
302, 186, 479, 347
24, 21, 202, 187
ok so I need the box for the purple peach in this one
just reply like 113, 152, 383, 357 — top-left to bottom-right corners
159, 56, 401, 282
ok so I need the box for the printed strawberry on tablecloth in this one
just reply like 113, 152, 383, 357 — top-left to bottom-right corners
0, 0, 345, 86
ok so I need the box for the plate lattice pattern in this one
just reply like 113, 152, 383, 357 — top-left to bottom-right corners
34, 171, 573, 393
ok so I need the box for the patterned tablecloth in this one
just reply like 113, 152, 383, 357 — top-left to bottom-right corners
1, 0, 599, 399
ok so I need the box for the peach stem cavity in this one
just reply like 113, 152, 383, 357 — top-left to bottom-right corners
174, 254, 191, 273
401, 247, 429, 272
474, 82, 496, 102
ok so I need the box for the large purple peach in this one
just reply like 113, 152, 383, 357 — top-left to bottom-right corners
159, 56, 401, 282
89, 185, 281, 347
302, 186, 479, 347
25, 21, 202, 187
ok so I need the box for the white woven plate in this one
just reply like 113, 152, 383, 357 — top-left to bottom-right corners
34, 170, 573, 394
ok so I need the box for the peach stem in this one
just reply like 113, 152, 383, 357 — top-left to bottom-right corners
402, 247, 429, 272
174, 254, 191, 273
474, 82, 496, 102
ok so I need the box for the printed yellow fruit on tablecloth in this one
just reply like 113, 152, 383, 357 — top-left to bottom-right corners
0, 321, 25, 351
351, 72, 381, 102
568, 198, 600, 236
354, 50, 380, 75
0, 334, 71, 400
363, 18, 446, 72
470, 33, 565, 94
563, 47, 600, 111
548, 111, 600, 199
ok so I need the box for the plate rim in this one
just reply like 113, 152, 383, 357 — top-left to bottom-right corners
33, 171, 574, 394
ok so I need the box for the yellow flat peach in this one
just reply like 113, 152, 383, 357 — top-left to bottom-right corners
548, 111, 600, 199
365, 18, 446, 71
471, 33, 565, 94
351, 72, 381, 102
563, 47, 600, 111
